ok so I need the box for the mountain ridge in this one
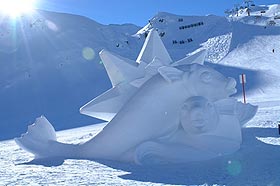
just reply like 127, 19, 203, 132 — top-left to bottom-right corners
1, 4, 280, 140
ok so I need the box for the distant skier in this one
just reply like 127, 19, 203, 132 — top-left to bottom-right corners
272, 49, 275, 53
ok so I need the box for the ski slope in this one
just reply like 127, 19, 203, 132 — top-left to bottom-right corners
1, 102, 280, 185
1, 5, 279, 140
0, 10, 142, 140
1, 2, 280, 186
138, 6, 280, 104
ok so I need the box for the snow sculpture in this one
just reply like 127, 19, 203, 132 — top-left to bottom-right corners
135, 97, 257, 164
15, 29, 258, 164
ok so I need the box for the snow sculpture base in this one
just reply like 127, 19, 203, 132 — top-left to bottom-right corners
15, 29, 258, 165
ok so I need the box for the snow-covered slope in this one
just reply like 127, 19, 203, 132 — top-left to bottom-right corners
220, 22, 280, 102
0, 10, 143, 140
232, 4, 280, 26
137, 7, 280, 103
2, 3, 280, 186
219, 4, 280, 102
1, 4, 280, 140
2, 102, 280, 185
137, 12, 232, 62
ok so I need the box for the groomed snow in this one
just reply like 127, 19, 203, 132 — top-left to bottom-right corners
2, 101, 280, 185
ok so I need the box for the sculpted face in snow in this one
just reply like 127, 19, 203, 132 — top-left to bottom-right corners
181, 96, 219, 134
134, 96, 253, 165
15, 29, 257, 164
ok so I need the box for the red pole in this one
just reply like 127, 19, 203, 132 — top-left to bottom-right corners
242, 74, 246, 104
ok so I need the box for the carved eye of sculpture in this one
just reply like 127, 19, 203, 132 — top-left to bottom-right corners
200, 71, 212, 83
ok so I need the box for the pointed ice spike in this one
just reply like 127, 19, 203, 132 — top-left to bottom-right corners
136, 29, 172, 65
172, 49, 207, 67
100, 50, 145, 87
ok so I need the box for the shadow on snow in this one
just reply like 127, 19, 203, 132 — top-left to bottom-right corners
17, 127, 280, 185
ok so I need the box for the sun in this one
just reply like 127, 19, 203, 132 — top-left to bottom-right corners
0, 0, 36, 18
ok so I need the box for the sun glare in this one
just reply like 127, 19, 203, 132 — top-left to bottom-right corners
0, 0, 36, 18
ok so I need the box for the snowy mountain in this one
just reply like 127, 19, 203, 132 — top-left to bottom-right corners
136, 12, 232, 62
2, 3, 280, 186
0, 10, 143, 140
138, 5, 280, 104
230, 4, 280, 26
1, 4, 280, 140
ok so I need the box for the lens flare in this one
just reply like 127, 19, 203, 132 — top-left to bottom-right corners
227, 160, 242, 176
0, 0, 35, 18
45, 20, 59, 32
82, 47, 95, 61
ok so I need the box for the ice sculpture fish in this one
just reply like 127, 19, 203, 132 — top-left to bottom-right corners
15, 29, 256, 164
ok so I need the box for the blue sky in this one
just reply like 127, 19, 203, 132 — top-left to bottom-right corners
36, 0, 280, 26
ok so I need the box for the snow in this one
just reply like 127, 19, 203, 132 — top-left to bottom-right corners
2, 104, 280, 185
201, 33, 232, 63
2, 5, 278, 140
231, 4, 280, 26
15, 30, 257, 164
137, 12, 232, 61
0, 10, 143, 140
1, 2, 280, 185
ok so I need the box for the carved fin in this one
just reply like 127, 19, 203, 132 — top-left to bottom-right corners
172, 49, 207, 67
100, 50, 145, 86
80, 84, 138, 121
214, 98, 258, 125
